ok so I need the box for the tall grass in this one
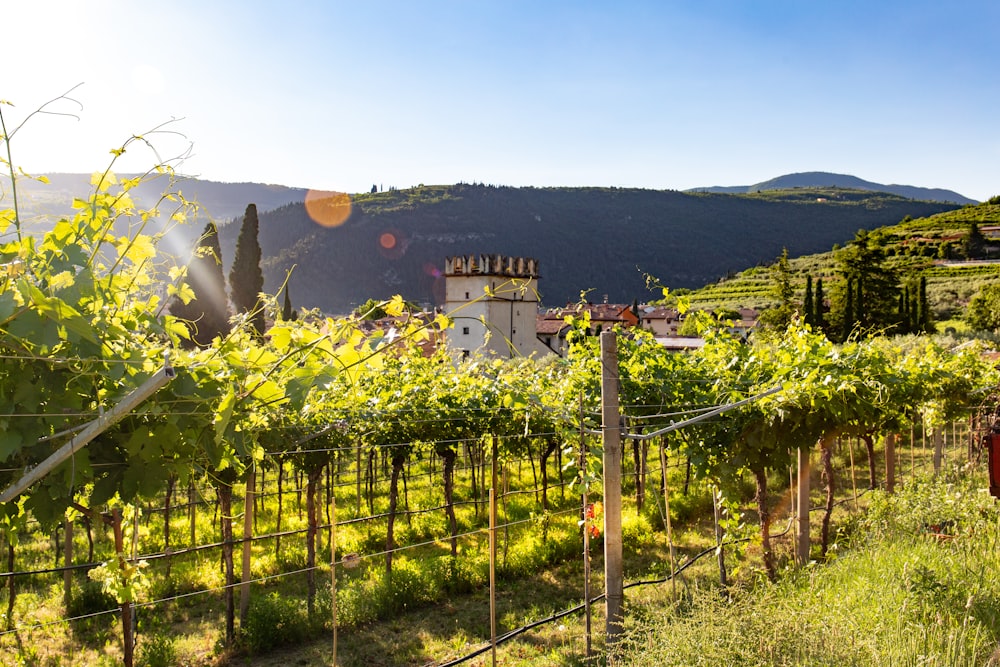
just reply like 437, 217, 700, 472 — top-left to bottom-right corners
616, 465, 1000, 666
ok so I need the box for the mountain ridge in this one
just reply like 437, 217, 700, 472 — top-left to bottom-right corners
687, 171, 975, 204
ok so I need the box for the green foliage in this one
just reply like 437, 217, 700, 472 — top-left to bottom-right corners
239, 592, 310, 654
962, 221, 987, 259
136, 633, 177, 667
965, 282, 1000, 331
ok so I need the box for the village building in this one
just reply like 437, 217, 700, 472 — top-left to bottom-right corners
439, 254, 751, 358
443, 254, 549, 358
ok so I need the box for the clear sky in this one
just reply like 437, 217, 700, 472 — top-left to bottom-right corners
5, 0, 999, 200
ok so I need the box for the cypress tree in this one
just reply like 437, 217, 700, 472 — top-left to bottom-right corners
919, 276, 931, 332
842, 277, 854, 341
814, 278, 826, 331
170, 222, 231, 348
854, 275, 865, 328
964, 221, 987, 259
803, 276, 814, 327
901, 285, 911, 333
281, 283, 298, 321
229, 203, 266, 336
897, 291, 907, 333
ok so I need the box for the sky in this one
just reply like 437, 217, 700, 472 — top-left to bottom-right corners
4, 0, 999, 201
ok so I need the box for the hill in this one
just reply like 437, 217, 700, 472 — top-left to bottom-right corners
214, 184, 959, 314
686, 197, 1000, 322
689, 171, 976, 205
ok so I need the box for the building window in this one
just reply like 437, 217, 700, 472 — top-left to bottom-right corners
462, 326, 470, 335
462, 350, 470, 359
465, 291, 470, 299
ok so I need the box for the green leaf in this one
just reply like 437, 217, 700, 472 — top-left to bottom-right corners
0, 430, 23, 460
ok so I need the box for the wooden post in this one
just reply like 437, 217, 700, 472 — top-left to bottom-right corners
330, 491, 338, 666
63, 515, 73, 609
490, 437, 498, 667
712, 486, 727, 588
600, 331, 624, 651
885, 434, 896, 494
113, 509, 134, 667
796, 446, 811, 566
933, 426, 943, 475
240, 469, 255, 628
489, 487, 497, 667
846, 437, 859, 511
580, 410, 592, 659
188, 480, 196, 547
660, 437, 678, 600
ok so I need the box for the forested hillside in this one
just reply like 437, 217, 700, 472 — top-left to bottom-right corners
217, 184, 958, 314
688, 198, 1000, 322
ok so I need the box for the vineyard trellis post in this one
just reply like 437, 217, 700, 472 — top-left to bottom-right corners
112, 508, 135, 667
240, 468, 255, 628
330, 490, 338, 667
600, 330, 624, 652
796, 446, 810, 565
63, 514, 73, 609
933, 426, 943, 475
711, 485, 727, 588
885, 433, 896, 494
579, 393, 592, 659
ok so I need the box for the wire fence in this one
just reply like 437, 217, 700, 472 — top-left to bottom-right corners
0, 412, 987, 666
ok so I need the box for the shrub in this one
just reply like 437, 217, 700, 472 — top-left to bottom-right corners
67, 580, 117, 643
137, 633, 177, 667
239, 592, 310, 654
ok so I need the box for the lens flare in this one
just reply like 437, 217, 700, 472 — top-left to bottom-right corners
377, 227, 407, 260
305, 190, 351, 228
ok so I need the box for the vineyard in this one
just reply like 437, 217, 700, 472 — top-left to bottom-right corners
2, 118, 1000, 666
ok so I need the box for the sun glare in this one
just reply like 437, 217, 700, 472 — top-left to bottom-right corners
305, 190, 352, 228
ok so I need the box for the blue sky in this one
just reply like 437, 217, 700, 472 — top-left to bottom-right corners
6, 1, 999, 200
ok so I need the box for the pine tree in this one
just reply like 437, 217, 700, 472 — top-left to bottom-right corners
170, 222, 231, 348
834, 229, 899, 337
229, 204, 266, 336
803, 275, 814, 327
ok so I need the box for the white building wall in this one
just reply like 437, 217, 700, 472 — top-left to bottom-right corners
443, 255, 547, 358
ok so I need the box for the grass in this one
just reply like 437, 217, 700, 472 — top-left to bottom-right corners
614, 463, 1000, 667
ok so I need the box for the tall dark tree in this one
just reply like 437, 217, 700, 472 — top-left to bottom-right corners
963, 221, 987, 260
900, 284, 911, 332
918, 275, 932, 332
229, 203, 266, 336
841, 277, 854, 341
281, 283, 298, 321
834, 229, 900, 338
757, 248, 796, 330
170, 222, 231, 348
814, 278, 826, 331
897, 290, 908, 332
803, 275, 815, 327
